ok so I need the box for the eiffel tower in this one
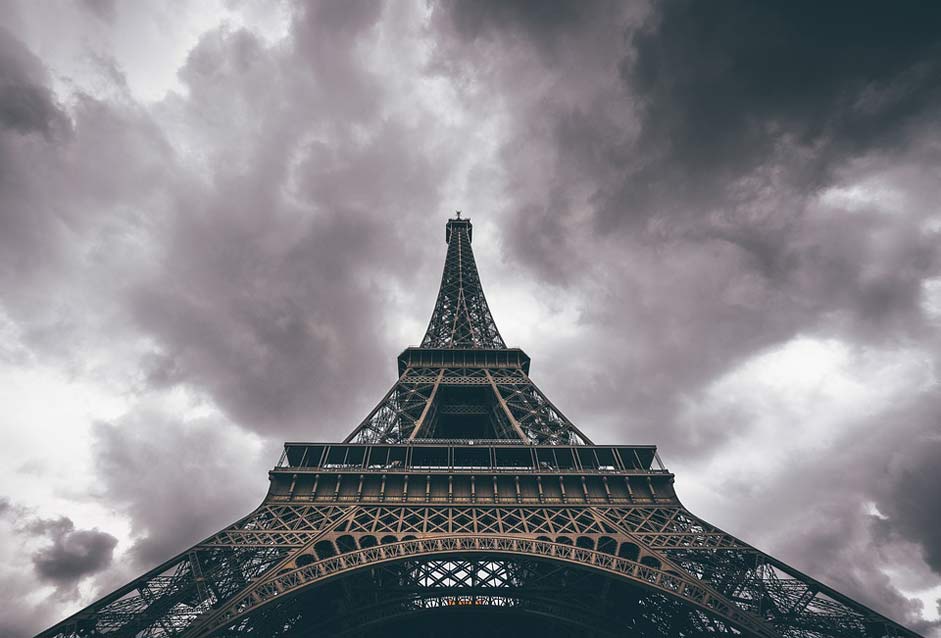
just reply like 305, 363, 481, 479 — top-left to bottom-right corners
39, 215, 922, 638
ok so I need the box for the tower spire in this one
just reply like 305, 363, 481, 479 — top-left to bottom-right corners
420, 215, 506, 349
344, 215, 588, 445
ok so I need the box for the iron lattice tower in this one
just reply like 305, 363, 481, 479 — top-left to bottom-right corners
39, 217, 922, 638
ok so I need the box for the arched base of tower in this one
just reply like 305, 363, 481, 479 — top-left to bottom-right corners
210, 554, 744, 638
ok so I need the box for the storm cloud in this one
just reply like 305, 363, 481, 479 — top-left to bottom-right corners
90, 405, 268, 568
30, 517, 118, 590
0, 1, 939, 635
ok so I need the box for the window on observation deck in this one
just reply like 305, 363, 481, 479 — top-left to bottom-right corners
595, 447, 617, 471
411, 446, 449, 469
453, 446, 491, 469
495, 448, 532, 469
366, 446, 392, 469
324, 445, 366, 469
577, 448, 598, 470
555, 448, 576, 470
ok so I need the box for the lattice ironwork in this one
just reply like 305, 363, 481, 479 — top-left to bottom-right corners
212, 555, 744, 638
346, 364, 590, 445
421, 217, 505, 349
36, 217, 922, 638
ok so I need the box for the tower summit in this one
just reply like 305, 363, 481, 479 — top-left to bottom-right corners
346, 215, 589, 446
421, 216, 505, 349
39, 216, 922, 638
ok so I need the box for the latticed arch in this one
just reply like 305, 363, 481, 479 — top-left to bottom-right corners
186, 536, 773, 638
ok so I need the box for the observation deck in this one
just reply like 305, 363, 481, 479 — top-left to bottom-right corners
270, 441, 674, 505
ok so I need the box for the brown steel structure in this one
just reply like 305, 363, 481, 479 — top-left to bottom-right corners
39, 216, 922, 637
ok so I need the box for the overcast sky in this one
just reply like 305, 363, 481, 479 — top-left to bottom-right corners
1, 1, 940, 636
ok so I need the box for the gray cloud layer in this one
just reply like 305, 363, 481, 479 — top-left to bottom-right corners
30, 517, 118, 590
1, 1, 939, 635
0, 502, 117, 636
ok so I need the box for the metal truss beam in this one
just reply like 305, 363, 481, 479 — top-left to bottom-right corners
421, 218, 505, 349
345, 365, 591, 445
37, 500, 919, 638
182, 535, 776, 638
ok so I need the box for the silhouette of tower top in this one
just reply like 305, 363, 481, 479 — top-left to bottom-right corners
421, 215, 506, 350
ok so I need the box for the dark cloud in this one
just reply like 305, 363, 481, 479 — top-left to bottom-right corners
0, 502, 117, 632
0, 28, 174, 378
631, 2, 941, 152
301, 0, 383, 35
611, 0, 941, 228
0, 12, 446, 442
757, 389, 941, 629
91, 406, 268, 567
0, 28, 69, 137
30, 517, 118, 590
80, 0, 117, 22
650, 376, 941, 631
439, 0, 597, 46
873, 408, 941, 575
118, 19, 453, 440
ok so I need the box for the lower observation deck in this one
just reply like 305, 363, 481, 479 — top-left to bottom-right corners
270, 442, 675, 505
278, 442, 665, 472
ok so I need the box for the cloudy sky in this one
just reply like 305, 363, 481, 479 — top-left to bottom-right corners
1, 0, 940, 635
